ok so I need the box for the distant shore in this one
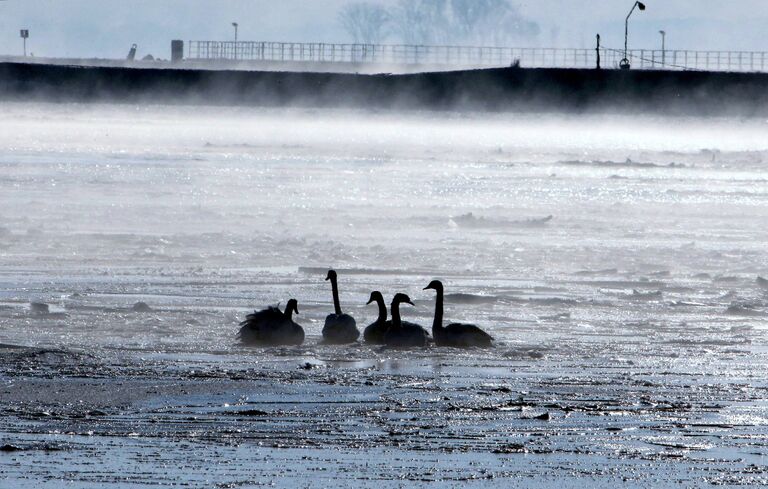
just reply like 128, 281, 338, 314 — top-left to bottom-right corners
1, 61, 768, 115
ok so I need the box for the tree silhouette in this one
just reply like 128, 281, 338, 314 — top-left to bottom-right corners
338, 2, 391, 44
450, 0, 539, 44
340, 0, 539, 46
391, 0, 450, 45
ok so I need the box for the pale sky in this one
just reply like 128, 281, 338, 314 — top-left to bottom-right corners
1, 1, 766, 59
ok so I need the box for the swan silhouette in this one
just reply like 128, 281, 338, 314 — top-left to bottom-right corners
238, 299, 304, 346
363, 291, 389, 344
364, 291, 428, 344
383, 293, 429, 348
322, 270, 360, 344
424, 280, 493, 348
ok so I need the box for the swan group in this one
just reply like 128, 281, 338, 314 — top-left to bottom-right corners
238, 271, 494, 348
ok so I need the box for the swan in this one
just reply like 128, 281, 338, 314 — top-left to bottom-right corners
383, 293, 429, 348
238, 299, 304, 346
364, 291, 429, 344
363, 291, 389, 344
423, 280, 493, 348
322, 270, 360, 344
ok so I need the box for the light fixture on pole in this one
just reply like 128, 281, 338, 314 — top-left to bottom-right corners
659, 30, 666, 67
231, 22, 239, 60
596, 34, 601, 70
20, 29, 29, 57
620, 1, 646, 70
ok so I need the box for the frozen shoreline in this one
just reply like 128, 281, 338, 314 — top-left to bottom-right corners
2, 337, 767, 487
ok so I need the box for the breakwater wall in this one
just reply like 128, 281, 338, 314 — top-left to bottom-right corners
1, 62, 767, 115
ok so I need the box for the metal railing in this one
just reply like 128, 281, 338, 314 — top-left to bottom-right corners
186, 41, 768, 73
606, 48, 768, 72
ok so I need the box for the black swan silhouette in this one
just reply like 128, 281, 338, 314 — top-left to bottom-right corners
363, 291, 389, 344
383, 293, 429, 348
322, 270, 360, 344
364, 291, 428, 344
424, 280, 493, 348
238, 299, 304, 346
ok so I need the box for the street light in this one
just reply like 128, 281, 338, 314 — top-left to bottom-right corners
231, 22, 239, 60
621, 1, 646, 70
20, 29, 29, 57
659, 30, 666, 67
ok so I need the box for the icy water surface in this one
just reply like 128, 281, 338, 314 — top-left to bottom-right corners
1, 103, 768, 487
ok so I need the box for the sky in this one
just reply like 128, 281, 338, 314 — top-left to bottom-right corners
1, 1, 766, 59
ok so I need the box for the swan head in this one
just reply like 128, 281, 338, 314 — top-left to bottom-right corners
367, 291, 384, 305
423, 280, 444, 291
325, 270, 337, 281
392, 293, 414, 307
286, 299, 299, 315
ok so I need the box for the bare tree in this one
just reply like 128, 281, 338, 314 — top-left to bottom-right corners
450, 0, 539, 45
389, 0, 538, 46
392, 0, 450, 45
338, 0, 538, 46
450, 0, 506, 39
338, 2, 391, 44
491, 3, 540, 44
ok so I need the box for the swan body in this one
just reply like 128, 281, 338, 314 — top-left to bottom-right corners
322, 270, 360, 344
383, 293, 429, 348
323, 313, 359, 344
424, 280, 493, 348
434, 322, 493, 348
238, 299, 304, 346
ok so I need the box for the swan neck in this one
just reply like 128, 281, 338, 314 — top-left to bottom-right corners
284, 308, 293, 321
391, 301, 402, 329
433, 288, 444, 331
330, 275, 342, 315
376, 297, 387, 322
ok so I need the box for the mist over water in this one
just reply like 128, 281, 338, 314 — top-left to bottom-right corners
2, 102, 768, 486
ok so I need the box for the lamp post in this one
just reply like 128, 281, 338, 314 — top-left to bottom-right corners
596, 34, 602, 70
659, 30, 666, 67
621, 1, 646, 70
231, 22, 238, 60
20, 29, 29, 57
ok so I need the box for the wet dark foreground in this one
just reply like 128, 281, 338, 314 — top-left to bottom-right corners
2, 339, 768, 488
